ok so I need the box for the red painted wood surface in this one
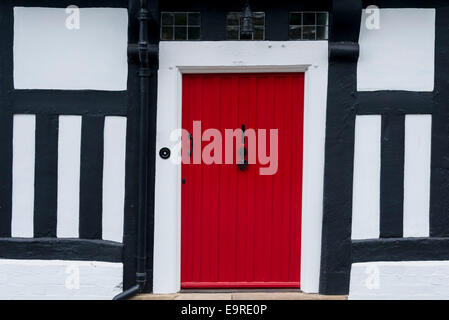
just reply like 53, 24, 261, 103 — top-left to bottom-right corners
181, 73, 304, 288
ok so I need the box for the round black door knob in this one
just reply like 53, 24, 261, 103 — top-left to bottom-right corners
159, 147, 171, 160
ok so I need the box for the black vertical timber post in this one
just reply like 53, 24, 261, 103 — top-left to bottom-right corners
319, 0, 362, 295
0, 2, 13, 238
34, 115, 59, 238
430, 7, 449, 237
380, 114, 405, 238
144, 0, 160, 293
123, 0, 140, 291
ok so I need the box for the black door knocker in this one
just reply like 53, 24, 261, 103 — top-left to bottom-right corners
237, 124, 249, 171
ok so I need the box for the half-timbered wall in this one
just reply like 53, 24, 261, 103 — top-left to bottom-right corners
320, 0, 449, 299
0, 0, 130, 299
1, 0, 448, 299
348, 5, 444, 299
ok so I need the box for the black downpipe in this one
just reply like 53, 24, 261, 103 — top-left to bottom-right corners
114, 0, 158, 300
113, 284, 140, 301
135, 0, 150, 293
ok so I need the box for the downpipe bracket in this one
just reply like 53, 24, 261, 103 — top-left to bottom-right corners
128, 43, 159, 67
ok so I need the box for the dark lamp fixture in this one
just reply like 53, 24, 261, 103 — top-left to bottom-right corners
240, 0, 254, 38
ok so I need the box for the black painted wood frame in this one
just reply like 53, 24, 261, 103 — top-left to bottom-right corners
34, 115, 59, 238
0, 2, 14, 238
320, 0, 362, 295
0, 238, 123, 262
353, 238, 449, 263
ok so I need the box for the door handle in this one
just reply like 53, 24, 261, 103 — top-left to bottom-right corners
237, 124, 249, 171
188, 132, 193, 158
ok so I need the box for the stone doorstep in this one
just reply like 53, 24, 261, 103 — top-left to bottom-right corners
132, 292, 347, 300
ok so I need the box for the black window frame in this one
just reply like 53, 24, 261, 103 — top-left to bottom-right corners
160, 12, 201, 41
289, 11, 329, 41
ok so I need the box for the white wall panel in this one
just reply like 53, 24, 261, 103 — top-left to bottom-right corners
0, 260, 122, 300
12, 115, 36, 238
358, 8, 435, 91
102, 117, 127, 243
352, 115, 381, 240
13, 7, 128, 90
403, 115, 431, 237
57, 116, 82, 238
350, 261, 449, 300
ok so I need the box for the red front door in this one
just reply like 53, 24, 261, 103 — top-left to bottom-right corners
181, 73, 304, 288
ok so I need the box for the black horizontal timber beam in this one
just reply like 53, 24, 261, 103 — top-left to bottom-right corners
0, 238, 123, 262
356, 91, 434, 115
13, 90, 128, 116
352, 237, 449, 263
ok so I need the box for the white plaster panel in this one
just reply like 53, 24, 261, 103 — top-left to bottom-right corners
102, 116, 127, 243
13, 7, 128, 90
154, 41, 328, 294
57, 116, 82, 238
350, 261, 449, 300
351, 115, 381, 240
357, 8, 435, 91
403, 115, 431, 237
12, 115, 36, 238
0, 260, 122, 300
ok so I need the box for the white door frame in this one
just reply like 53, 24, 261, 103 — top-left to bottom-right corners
153, 41, 328, 294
